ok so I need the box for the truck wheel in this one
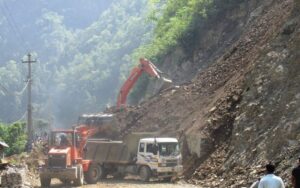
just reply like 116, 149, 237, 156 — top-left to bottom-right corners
40, 176, 51, 187
60, 179, 71, 185
99, 165, 107, 179
163, 177, 172, 182
113, 172, 125, 180
139, 166, 151, 182
74, 165, 84, 186
85, 164, 102, 184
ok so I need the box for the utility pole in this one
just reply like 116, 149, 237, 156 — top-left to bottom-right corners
22, 53, 36, 151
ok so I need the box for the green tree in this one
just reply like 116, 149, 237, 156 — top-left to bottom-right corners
0, 122, 27, 156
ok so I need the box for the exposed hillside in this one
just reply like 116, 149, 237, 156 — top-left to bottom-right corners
109, 0, 300, 186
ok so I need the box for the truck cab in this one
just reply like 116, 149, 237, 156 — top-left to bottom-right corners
137, 138, 183, 181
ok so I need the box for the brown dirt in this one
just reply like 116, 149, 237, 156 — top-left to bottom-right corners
106, 0, 298, 187
19, 0, 300, 187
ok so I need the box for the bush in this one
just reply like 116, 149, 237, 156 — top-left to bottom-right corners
0, 122, 27, 156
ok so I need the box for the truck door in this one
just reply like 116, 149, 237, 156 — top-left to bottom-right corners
137, 142, 146, 163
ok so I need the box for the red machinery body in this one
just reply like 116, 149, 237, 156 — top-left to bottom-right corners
117, 58, 164, 108
40, 113, 114, 186
47, 125, 102, 172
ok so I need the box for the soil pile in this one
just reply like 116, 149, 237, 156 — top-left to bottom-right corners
109, 0, 300, 187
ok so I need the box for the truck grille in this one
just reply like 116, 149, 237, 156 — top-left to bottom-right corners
48, 155, 66, 168
166, 159, 177, 167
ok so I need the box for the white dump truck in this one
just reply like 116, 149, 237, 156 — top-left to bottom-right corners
84, 133, 183, 182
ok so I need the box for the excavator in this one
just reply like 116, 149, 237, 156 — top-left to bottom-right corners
117, 58, 172, 107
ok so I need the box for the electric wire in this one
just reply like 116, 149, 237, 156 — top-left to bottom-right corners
14, 80, 29, 96
2, 0, 29, 51
0, 1, 29, 52
0, 81, 29, 96
10, 111, 27, 124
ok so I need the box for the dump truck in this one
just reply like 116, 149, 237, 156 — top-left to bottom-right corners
84, 132, 183, 182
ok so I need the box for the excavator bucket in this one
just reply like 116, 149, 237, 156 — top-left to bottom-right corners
78, 113, 114, 126
77, 113, 119, 139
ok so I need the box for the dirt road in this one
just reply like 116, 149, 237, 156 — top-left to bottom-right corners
84, 179, 196, 188
36, 179, 197, 188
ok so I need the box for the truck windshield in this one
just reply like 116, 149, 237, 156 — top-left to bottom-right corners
158, 143, 179, 156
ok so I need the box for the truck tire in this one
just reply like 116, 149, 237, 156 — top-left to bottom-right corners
99, 165, 107, 179
84, 164, 102, 184
113, 172, 125, 180
60, 179, 71, 185
139, 166, 151, 182
163, 177, 172, 182
74, 165, 84, 186
40, 176, 51, 187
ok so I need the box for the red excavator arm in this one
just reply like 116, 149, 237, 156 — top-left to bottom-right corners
117, 58, 168, 108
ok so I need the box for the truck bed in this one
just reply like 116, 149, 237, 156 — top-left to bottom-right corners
85, 139, 133, 164
85, 132, 160, 164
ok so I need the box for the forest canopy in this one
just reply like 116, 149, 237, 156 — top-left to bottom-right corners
0, 0, 240, 128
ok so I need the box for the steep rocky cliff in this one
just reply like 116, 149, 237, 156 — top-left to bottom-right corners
110, 0, 300, 186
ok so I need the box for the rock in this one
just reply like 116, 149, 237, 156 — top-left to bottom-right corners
0, 166, 32, 188
282, 19, 298, 35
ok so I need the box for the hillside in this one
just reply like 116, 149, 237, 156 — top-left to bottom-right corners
0, 0, 152, 125
109, 0, 300, 186
1, 0, 300, 187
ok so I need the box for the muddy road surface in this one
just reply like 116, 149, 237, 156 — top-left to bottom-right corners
36, 179, 197, 188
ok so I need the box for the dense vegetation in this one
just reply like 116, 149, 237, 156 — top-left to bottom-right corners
130, 0, 245, 99
0, 0, 152, 126
0, 0, 245, 135
0, 122, 27, 156
134, 0, 213, 62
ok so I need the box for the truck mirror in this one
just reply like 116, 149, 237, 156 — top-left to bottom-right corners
152, 145, 158, 155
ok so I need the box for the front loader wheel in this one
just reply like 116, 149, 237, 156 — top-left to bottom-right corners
74, 165, 84, 186
84, 163, 102, 184
40, 176, 51, 187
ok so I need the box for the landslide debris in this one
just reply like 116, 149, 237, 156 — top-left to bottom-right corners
6, 0, 299, 187
0, 165, 36, 188
109, 0, 300, 187
1, 144, 46, 187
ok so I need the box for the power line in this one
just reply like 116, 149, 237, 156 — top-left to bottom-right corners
0, 83, 11, 96
2, 0, 28, 50
15, 81, 29, 96
0, 1, 29, 52
10, 111, 27, 124
0, 81, 29, 96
